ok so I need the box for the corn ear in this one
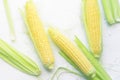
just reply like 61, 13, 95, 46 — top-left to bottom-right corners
25, 1, 54, 70
75, 37, 111, 80
0, 39, 40, 76
83, 0, 102, 58
48, 27, 96, 78
3, 0, 15, 41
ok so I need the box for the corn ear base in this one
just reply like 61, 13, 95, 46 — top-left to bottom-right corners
25, 1, 54, 70
0, 39, 40, 76
83, 0, 102, 58
75, 37, 111, 80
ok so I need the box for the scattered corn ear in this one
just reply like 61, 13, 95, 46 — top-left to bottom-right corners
3, 0, 15, 41
0, 39, 40, 76
75, 37, 112, 80
48, 27, 96, 78
83, 0, 102, 58
101, 0, 115, 24
25, 1, 54, 70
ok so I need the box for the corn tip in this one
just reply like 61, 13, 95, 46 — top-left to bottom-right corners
48, 27, 57, 36
25, 0, 33, 9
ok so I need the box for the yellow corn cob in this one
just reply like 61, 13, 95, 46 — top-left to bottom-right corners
49, 27, 96, 77
25, 1, 54, 70
83, 0, 102, 57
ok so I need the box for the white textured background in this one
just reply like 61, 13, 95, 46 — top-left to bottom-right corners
0, 0, 120, 80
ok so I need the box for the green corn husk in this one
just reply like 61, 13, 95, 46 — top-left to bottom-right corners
101, 0, 115, 24
110, 0, 120, 22
3, 0, 15, 41
0, 39, 41, 76
75, 37, 112, 80
118, 2, 120, 19
102, 0, 120, 24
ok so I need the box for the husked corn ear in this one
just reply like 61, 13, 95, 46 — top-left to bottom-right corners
49, 27, 96, 77
25, 1, 54, 70
0, 39, 40, 76
83, 0, 102, 58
